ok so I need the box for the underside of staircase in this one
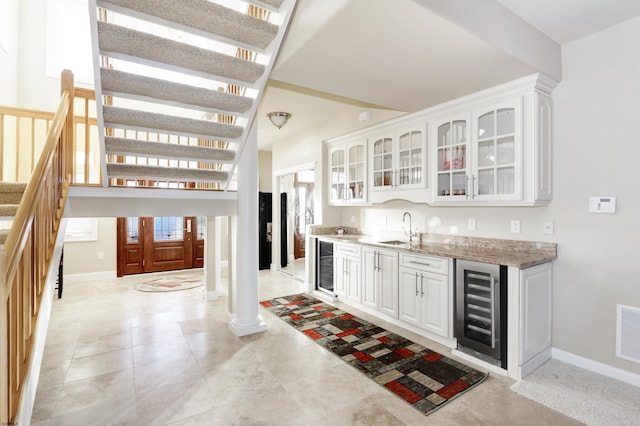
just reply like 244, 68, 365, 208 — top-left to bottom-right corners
89, 0, 296, 191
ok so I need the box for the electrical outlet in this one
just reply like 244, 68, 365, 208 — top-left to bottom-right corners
350, 215, 356, 224
97, 251, 104, 260
468, 218, 476, 231
543, 221, 554, 235
510, 220, 521, 234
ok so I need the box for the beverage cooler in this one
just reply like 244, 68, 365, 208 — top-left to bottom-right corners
316, 239, 334, 294
455, 260, 507, 368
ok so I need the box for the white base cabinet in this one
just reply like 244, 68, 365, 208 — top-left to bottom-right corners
362, 247, 399, 318
334, 243, 361, 304
507, 262, 553, 380
398, 253, 452, 339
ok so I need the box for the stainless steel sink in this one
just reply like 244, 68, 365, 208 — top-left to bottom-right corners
377, 240, 410, 246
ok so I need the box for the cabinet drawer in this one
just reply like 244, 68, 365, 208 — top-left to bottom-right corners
399, 252, 448, 275
335, 243, 361, 258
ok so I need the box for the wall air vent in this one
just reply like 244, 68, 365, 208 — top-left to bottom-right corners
616, 304, 640, 364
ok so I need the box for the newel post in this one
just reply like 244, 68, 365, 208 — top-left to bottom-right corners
60, 70, 74, 184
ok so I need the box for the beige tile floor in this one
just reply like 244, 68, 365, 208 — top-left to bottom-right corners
32, 269, 583, 425
280, 257, 306, 282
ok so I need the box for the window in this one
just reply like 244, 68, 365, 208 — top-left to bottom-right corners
126, 217, 138, 242
154, 216, 183, 241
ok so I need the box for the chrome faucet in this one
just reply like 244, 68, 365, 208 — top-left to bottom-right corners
403, 212, 416, 242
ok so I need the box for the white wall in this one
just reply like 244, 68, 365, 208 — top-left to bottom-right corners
337, 17, 640, 376
549, 17, 640, 374
0, 0, 19, 105
64, 218, 117, 275
17, 0, 60, 110
258, 150, 273, 193
270, 104, 404, 269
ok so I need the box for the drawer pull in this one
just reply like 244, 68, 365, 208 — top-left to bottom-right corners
408, 260, 434, 267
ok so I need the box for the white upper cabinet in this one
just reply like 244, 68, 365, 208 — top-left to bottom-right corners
325, 74, 555, 207
369, 120, 428, 203
434, 113, 471, 200
429, 74, 555, 206
328, 136, 367, 205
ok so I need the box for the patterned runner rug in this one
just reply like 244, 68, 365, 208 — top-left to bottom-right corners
260, 293, 488, 417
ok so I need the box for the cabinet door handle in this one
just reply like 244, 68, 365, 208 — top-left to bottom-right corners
470, 174, 476, 199
420, 273, 425, 297
490, 277, 496, 347
415, 272, 419, 296
378, 252, 382, 271
408, 260, 432, 268
394, 170, 399, 188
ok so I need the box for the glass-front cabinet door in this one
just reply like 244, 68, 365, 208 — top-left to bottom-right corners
328, 138, 368, 205
472, 100, 521, 201
371, 136, 394, 190
329, 146, 346, 203
398, 130, 424, 187
347, 143, 366, 202
431, 100, 521, 204
434, 115, 470, 200
369, 123, 427, 203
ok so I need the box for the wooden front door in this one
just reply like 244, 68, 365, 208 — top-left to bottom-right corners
117, 216, 204, 277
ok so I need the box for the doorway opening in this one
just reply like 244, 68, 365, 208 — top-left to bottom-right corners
279, 168, 314, 281
116, 216, 205, 277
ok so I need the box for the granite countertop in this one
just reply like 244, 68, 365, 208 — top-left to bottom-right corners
310, 227, 557, 269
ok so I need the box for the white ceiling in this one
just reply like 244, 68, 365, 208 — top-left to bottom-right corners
496, 0, 640, 44
257, 0, 640, 150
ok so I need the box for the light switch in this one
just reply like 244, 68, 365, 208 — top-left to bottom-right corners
510, 220, 520, 234
589, 196, 616, 213
468, 218, 476, 231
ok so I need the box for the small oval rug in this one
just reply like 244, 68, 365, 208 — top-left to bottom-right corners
135, 274, 203, 292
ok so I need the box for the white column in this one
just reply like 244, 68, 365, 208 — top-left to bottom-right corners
227, 215, 236, 315
229, 123, 267, 336
204, 216, 224, 301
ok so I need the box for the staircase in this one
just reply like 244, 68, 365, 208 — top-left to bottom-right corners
0, 183, 26, 245
88, 0, 296, 191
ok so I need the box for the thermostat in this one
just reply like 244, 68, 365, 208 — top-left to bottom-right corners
589, 196, 616, 213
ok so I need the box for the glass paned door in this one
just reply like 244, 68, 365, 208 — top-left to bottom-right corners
436, 119, 468, 197
347, 144, 365, 200
372, 137, 394, 189
475, 108, 516, 195
154, 216, 184, 241
398, 130, 423, 186
330, 148, 345, 201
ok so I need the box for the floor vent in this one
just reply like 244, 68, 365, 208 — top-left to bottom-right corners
617, 304, 640, 364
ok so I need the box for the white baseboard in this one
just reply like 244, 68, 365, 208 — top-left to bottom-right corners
552, 347, 640, 388
64, 270, 116, 283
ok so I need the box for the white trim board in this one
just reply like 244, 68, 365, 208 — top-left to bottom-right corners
552, 348, 640, 388
274, 161, 316, 177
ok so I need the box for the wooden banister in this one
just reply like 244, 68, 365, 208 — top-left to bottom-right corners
0, 70, 73, 424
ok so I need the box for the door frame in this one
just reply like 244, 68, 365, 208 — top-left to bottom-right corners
273, 161, 316, 273
116, 216, 204, 277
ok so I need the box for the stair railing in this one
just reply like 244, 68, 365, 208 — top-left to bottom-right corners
0, 70, 74, 424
